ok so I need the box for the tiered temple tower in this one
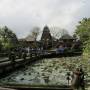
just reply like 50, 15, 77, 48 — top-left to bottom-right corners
41, 26, 52, 49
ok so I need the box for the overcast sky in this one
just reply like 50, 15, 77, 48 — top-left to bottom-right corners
0, 0, 90, 38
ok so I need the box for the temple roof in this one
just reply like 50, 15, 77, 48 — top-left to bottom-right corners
60, 34, 75, 40
41, 26, 52, 41
25, 35, 35, 41
43, 26, 50, 32
19, 35, 35, 42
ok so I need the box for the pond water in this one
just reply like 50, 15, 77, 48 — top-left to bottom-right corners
0, 56, 89, 86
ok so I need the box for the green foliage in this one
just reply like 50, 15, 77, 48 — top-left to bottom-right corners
0, 26, 18, 51
31, 27, 40, 40
75, 18, 90, 55
0, 41, 3, 51
83, 39, 90, 55
75, 18, 90, 42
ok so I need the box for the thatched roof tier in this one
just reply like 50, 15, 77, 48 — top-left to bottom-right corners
60, 34, 75, 40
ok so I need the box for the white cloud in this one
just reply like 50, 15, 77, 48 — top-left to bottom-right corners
0, 0, 89, 38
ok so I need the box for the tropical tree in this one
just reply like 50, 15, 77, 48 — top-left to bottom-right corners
50, 27, 68, 39
31, 27, 40, 41
75, 18, 90, 55
30, 26, 40, 48
0, 26, 18, 51
75, 18, 90, 42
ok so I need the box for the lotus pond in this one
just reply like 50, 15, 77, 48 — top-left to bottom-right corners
0, 56, 90, 86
